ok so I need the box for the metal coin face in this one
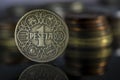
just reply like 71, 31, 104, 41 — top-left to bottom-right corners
18, 64, 68, 80
15, 9, 69, 62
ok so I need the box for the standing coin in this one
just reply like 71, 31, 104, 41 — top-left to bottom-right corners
15, 9, 69, 62
18, 64, 68, 80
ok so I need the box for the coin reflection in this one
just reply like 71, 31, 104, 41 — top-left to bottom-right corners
18, 64, 68, 80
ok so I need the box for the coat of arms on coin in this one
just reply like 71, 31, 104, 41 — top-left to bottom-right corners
15, 9, 69, 62
18, 64, 68, 80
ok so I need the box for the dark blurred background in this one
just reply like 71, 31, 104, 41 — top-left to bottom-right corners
0, 0, 120, 80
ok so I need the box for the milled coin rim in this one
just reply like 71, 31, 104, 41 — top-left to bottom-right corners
18, 64, 68, 80
15, 9, 69, 62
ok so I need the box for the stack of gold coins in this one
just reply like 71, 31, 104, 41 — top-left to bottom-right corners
64, 13, 113, 76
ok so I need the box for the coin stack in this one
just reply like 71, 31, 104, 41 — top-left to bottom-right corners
107, 12, 120, 49
0, 21, 25, 64
64, 13, 113, 76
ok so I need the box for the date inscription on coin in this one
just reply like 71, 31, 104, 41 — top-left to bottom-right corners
15, 9, 69, 62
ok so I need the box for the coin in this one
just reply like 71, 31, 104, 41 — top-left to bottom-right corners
18, 64, 68, 80
65, 56, 109, 63
0, 22, 13, 39
65, 47, 112, 59
15, 9, 69, 62
69, 34, 112, 47
81, 67, 105, 75
69, 30, 111, 38
66, 61, 107, 68
65, 14, 106, 24
65, 13, 105, 21
68, 25, 109, 31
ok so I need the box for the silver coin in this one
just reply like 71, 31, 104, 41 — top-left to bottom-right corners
18, 64, 68, 80
15, 9, 69, 62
